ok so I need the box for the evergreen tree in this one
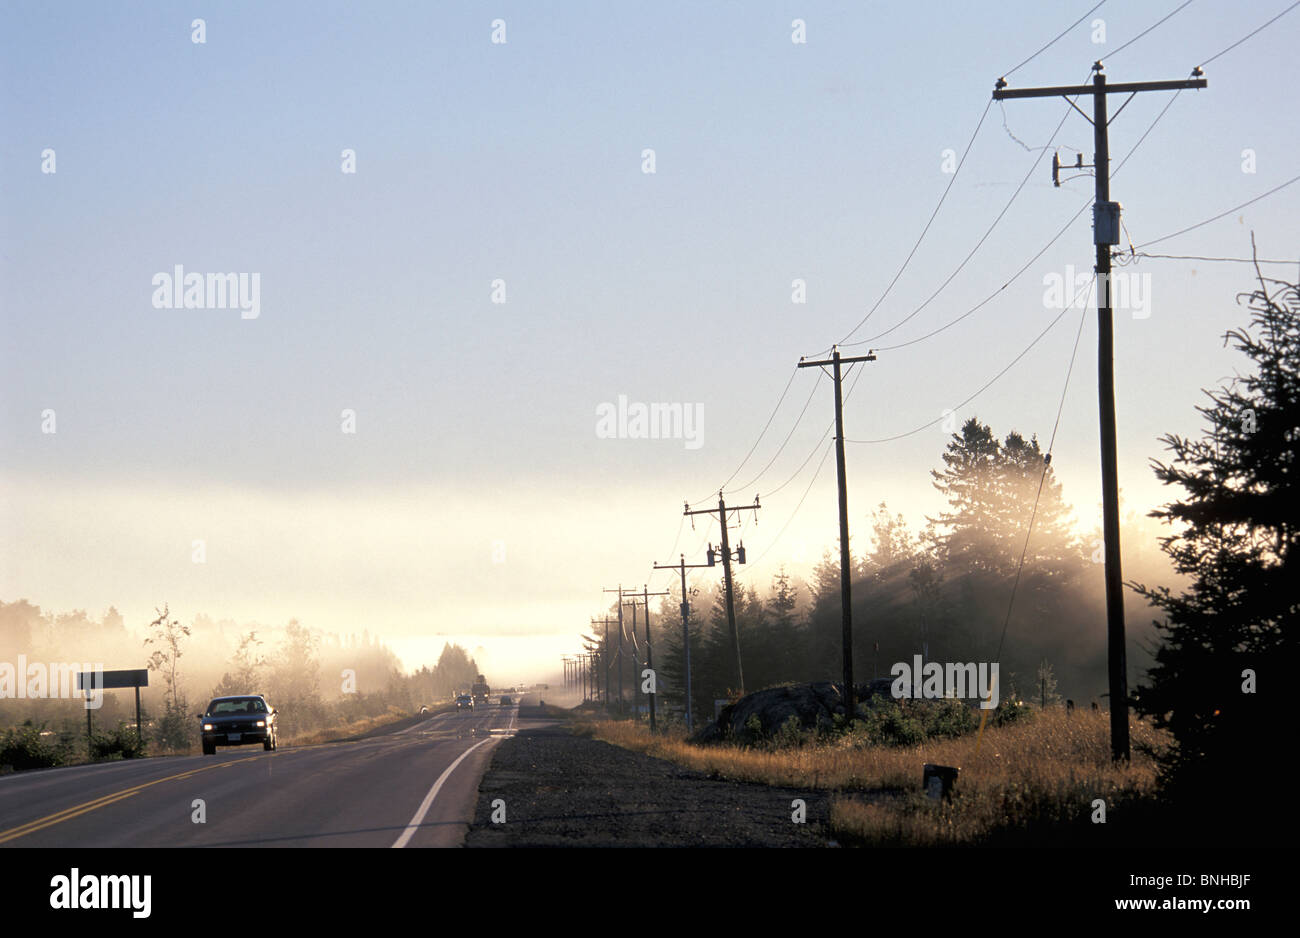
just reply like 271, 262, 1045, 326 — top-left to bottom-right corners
765, 567, 803, 680
862, 502, 918, 577
930, 418, 1004, 573
1132, 271, 1298, 836
930, 418, 1077, 576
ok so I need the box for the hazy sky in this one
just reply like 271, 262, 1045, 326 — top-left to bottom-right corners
3, 1, 1297, 679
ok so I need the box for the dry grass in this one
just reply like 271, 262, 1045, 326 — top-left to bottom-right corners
584, 709, 1168, 846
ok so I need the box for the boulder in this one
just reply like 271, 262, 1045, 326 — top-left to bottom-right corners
689, 679, 895, 744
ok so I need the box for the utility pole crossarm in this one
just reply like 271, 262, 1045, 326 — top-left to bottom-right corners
797, 352, 878, 368
682, 497, 761, 517
992, 76, 1206, 100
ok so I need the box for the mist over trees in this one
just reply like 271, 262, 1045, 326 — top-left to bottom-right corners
599, 417, 1175, 720
586, 270, 1290, 803
0, 598, 480, 752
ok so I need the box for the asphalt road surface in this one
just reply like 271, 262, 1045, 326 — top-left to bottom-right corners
0, 701, 528, 847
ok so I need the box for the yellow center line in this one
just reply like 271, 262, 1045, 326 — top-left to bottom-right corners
0, 755, 258, 845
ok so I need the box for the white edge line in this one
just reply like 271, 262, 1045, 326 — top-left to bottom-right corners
391, 736, 499, 848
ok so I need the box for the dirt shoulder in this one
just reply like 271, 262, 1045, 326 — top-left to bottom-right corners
466, 722, 834, 847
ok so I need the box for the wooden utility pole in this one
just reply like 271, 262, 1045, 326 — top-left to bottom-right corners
798, 346, 877, 717
639, 585, 670, 732
591, 615, 612, 709
684, 494, 760, 696
603, 586, 627, 717
653, 553, 716, 733
993, 61, 1207, 761
592, 613, 611, 701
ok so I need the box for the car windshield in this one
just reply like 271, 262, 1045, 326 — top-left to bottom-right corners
207, 698, 266, 715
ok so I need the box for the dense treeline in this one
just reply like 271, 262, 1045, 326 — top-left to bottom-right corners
590, 419, 1169, 721
0, 599, 479, 755
595, 270, 1296, 844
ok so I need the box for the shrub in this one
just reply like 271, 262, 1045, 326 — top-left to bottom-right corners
91, 723, 148, 760
774, 714, 805, 749
923, 697, 979, 739
855, 698, 926, 747
153, 703, 196, 751
0, 722, 65, 770
991, 697, 1032, 728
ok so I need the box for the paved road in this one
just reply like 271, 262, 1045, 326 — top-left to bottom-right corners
0, 702, 523, 847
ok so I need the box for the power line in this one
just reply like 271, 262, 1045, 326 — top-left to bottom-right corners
1117, 251, 1298, 266
1107, 0, 1196, 59
990, 295, 1090, 685
877, 198, 1092, 352
745, 439, 835, 575
848, 0, 1200, 351
856, 82, 1180, 354
845, 274, 1098, 444
751, 285, 1093, 602
843, 45, 1256, 357
1130, 174, 1300, 250
838, 2, 1124, 347
1002, 0, 1109, 80
759, 418, 833, 498
724, 371, 825, 495
706, 364, 801, 500
694, 1, 1218, 504
843, 77, 1090, 349
1199, 0, 1299, 68
751, 356, 873, 502
655, 0, 1294, 628
838, 99, 993, 346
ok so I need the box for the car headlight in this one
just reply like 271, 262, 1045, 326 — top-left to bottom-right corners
203, 723, 214, 731
255, 720, 266, 727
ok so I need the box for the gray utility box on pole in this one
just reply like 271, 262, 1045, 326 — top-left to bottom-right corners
1093, 201, 1122, 245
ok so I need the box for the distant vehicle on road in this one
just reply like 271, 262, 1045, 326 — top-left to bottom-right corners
455, 694, 474, 711
499, 695, 513, 706
471, 674, 491, 707
199, 695, 277, 755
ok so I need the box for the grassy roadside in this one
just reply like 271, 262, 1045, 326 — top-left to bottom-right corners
581, 709, 1168, 846
1, 704, 447, 772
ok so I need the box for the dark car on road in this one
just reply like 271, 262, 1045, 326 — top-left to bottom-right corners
455, 694, 474, 711
499, 695, 513, 706
199, 695, 278, 754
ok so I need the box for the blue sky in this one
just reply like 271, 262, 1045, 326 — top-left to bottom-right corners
2, 1, 1297, 677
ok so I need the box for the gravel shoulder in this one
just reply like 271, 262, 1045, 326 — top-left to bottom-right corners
466, 721, 833, 847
